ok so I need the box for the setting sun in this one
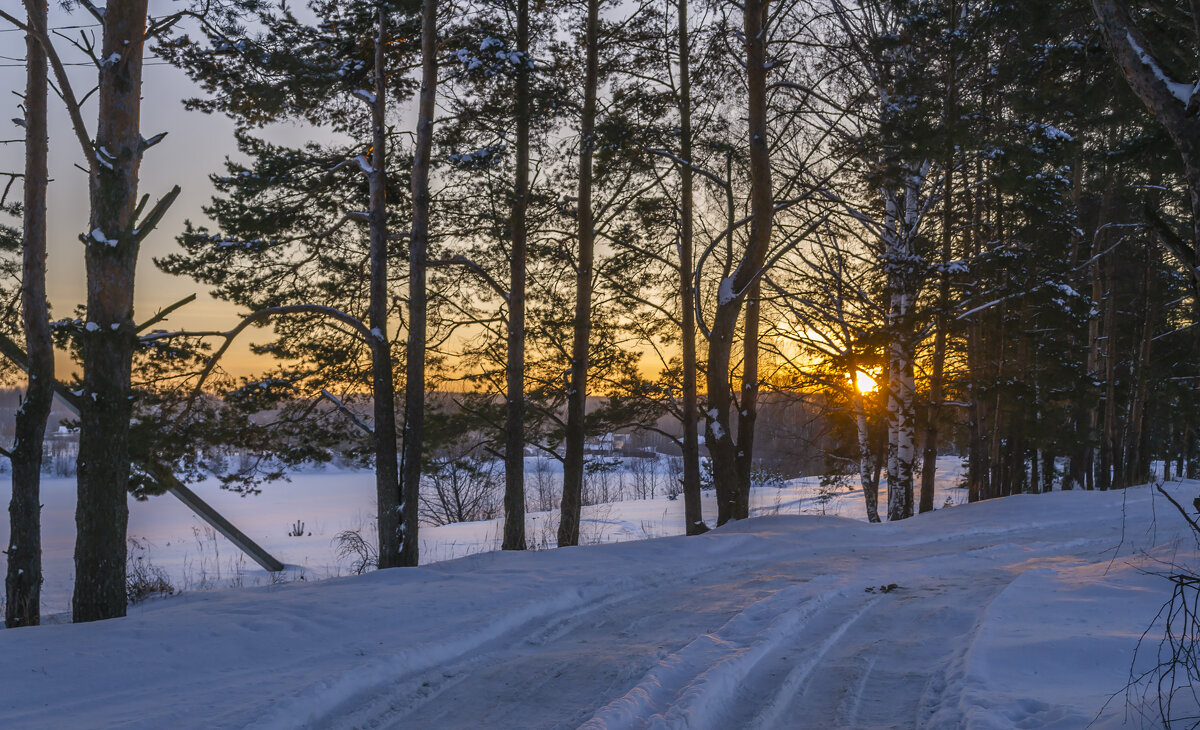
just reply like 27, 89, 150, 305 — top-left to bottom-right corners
853, 369, 878, 394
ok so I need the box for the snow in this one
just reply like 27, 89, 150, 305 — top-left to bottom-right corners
1127, 31, 1199, 108
352, 155, 374, 175
89, 228, 116, 247
0, 461, 1195, 728
717, 276, 736, 306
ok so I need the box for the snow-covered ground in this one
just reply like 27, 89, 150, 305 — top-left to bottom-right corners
0, 456, 968, 617
0, 461, 1196, 728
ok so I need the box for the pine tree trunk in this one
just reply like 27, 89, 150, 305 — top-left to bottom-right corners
920, 13, 958, 514
400, 1, 437, 567
559, 0, 599, 548
6, 0, 51, 628
73, 0, 150, 623
966, 163, 988, 503
734, 280, 760, 521
1099, 249, 1117, 491
364, 8, 404, 571
706, 305, 740, 526
503, 0, 530, 551
677, 0, 706, 536
1084, 185, 1109, 491
1124, 245, 1156, 487
705, 0, 772, 526
921, 156, 954, 514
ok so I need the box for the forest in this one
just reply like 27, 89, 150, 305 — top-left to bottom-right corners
1, 0, 1200, 696
5, 0, 1200, 726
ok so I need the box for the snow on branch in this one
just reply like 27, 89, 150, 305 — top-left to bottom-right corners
1125, 31, 1198, 108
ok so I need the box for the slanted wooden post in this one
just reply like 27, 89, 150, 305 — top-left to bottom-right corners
0, 332, 286, 573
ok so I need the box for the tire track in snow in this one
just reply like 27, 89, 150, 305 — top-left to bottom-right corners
744, 596, 880, 730
276, 557, 762, 730
578, 578, 856, 730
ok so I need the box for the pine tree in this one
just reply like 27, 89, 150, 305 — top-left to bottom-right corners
158, 0, 424, 567
4, 0, 52, 629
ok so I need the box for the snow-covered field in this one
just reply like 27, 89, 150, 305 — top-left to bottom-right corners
0, 459, 1197, 728
1, 456, 968, 618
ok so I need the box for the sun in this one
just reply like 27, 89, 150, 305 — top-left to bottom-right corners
853, 369, 878, 394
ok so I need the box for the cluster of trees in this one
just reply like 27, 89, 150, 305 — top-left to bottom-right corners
3, 0, 1200, 627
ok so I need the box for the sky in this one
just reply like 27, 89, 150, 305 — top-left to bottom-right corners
0, 3, 343, 378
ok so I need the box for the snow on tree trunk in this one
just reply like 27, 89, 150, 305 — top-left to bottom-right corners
75, 0, 154, 622
883, 166, 927, 522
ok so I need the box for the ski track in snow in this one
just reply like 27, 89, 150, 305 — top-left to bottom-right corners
0, 481, 1194, 729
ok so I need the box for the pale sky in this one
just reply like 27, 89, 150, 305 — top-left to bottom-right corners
0, 3, 341, 378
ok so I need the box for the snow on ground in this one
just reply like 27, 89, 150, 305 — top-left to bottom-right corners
0, 463, 1196, 729
0, 456, 968, 617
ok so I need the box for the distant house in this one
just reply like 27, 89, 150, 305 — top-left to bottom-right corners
585, 432, 630, 456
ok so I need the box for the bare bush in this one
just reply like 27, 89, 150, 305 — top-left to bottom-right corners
333, 529, 378, 575
126, 537, 175, 604
628, 456, 662, 500
583, 457, 621, 506
420, 455, 502, 525
1126, 485, 1200, 727
530, 455, 558, 512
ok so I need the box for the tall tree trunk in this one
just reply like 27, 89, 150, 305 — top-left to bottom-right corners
966, 159, 988, 503
735, 280, 760, 520
920, 6, 958, 514
1124, 245, 1156, 487
742, 0, 772, 495
366, 8, 404, 570
1084, 183, 1111, 490
6, 0, 51, 629
1093, 0, 1200, 288
921, 159, 953, 514
559, 0, 600, 548
400, 1, 437, 567
705, 153, 739, 526
846, 350, 880, 522
677, 0, 707, 536
704, 0, 772, 525
503, 0, 530, 551
1099, 248, 1117, 491
705, 314, 739, 526
74, 0, 151, 622
885, 170, 923, 521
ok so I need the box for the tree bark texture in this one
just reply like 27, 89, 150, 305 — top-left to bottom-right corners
704, 0, 772, 526
399, 0, 438, 568
503, 0, 530, 551
677, 0, 707, 536
559, 0, 600, 548
368, 8, 405, 570
74, 0, 150, 622
6, 0, 52, 629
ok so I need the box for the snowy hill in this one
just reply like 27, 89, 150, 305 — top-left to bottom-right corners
1, 482, 1195, 729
